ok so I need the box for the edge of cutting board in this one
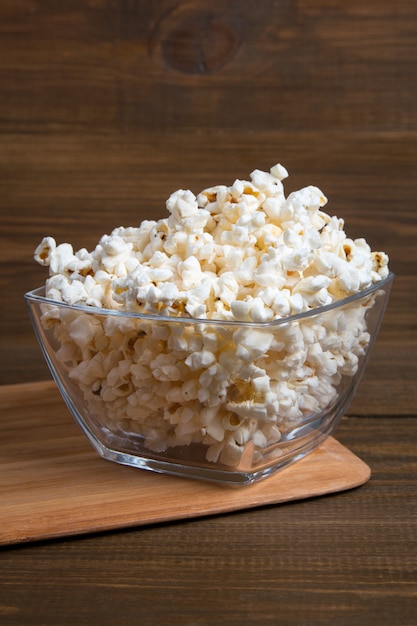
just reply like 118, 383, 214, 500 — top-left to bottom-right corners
0, 381, 370, 546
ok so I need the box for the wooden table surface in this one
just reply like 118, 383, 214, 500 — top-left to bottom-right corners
1, 416, 416, 625
0, 1, 416, 624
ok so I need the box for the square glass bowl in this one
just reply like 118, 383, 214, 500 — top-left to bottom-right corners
25, 272, 393, 485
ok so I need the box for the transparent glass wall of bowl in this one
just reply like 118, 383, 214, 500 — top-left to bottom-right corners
25, 273, 394, 485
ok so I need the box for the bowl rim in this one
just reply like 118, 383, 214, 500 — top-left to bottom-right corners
24, 271, 394, 329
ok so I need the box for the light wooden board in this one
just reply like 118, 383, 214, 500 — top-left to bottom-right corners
0, 381, 370, 546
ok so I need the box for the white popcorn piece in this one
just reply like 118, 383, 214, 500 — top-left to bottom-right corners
185, 349, 216, 371
250, 169, 284, 197
233, 328, 275, 361
35, 162, 389, 468
270, 163, 289, 181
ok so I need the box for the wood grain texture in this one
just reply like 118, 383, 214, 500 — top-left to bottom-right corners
0, 416, 416, 626
1, 1, 416, 133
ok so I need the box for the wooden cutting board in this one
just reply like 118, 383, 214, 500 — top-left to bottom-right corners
0, 381, 370, 546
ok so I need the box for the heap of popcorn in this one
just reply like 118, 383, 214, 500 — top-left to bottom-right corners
35, 164, 389, 467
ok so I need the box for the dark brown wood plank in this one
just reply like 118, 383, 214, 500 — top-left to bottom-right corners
0, 417, 416, 625
2, 130, 415, 270
0, 1, 416, 133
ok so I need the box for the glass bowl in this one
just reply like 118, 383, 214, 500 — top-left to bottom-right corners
25, 272, 393, 485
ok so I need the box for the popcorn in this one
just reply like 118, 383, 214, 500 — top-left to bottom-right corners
34, 163, 389, 468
